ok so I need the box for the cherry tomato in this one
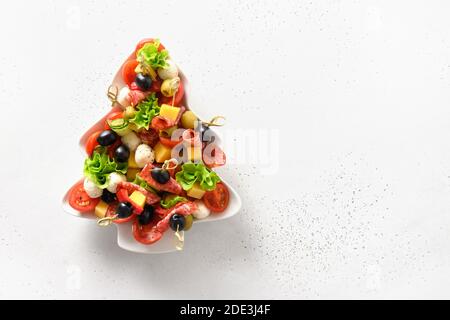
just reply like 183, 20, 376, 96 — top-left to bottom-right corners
85, 131, 101, 156
134, 38, 165, 56
122, 59, 139, 86
159, 80, 184, 106
203, 183, 230, 213
104, 111, 124, 130
68, 181, 100, 213
132, 219, 162, 245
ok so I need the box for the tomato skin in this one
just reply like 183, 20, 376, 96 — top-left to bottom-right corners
203, 183, 230, 213
104, 111, 124, 130
132, 219, 162, 245
122, 59, 139, 86
68, 181, 100, 213
159, 80, 184, 106
134, 39, 165, 56
85, 131, 101, 156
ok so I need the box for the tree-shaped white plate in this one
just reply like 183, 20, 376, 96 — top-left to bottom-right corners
62, 50, 241, 254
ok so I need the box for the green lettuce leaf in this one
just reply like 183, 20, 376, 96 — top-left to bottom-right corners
136, 39, 169, 69
175, 162, 221, 191
84, 148, 128, 188
129, 93, 160, 130
160, 196, 188, 209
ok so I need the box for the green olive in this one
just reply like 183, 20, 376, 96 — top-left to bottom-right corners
161, 77, 180, 97
124, 106, 136, 119
181, 111, 198, 129
184, 214, 194, 231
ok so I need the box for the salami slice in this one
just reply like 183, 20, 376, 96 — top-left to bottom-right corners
128, 89, 147, 106
132, 201, 197, 245
151, 115, 175, 130
140, 163, 183, 195
155, 202, 197, 233
137, 128, 159, 147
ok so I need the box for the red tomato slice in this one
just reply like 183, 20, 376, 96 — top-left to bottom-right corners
85, 131, 101, 156
134, 38, 165, 56
159, 80, 184, 106
122, 59, 139, 86
203, 183, 230, 213
104, 111, 124, 130
68, 181, 100, 213
132, 219, 162, 245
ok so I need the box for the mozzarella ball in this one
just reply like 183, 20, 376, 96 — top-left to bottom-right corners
106, 172, 126, 193
157, 60, 178, 80
192, 200, 211, 220
135, 144, 155, 168
83, 178, 102, 198
117, 86, 131, 109
121, 131, 141, 152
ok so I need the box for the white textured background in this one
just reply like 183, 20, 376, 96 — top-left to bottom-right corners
1, 0, 450, 299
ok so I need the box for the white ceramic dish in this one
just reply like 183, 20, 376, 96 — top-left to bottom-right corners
62, 50, 241, 254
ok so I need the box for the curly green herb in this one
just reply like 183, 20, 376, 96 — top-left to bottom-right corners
175, 162, 221, 191
84, 148, 128, 188
128, 93, 160, 130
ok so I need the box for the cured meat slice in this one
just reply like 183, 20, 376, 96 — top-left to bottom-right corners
151, 106, 186, 130
132, 201, 197, 245
155, 202, 197, 233
140, 163, 183, 195
137, 128, 159, 147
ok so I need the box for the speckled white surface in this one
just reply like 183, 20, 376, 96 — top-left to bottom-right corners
1, 0, 450, 299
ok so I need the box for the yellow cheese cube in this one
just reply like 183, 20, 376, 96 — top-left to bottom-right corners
188, 147, 202, 162
154, 142, 172, 163
187, 182, 206, 199
129, 191, 146, 209
160, 104, 181, 121
126, 168, 141, 181
128, 151, 139, 169
95, 201, 109, 219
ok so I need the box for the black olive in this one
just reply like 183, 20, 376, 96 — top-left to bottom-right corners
138, 205, 155, 225
170, 214, 186, 231
116, 202, 133, 218
135, 73, 152, 91
151, 168, 170, 184
114, 145, 130, 163
101, 189, 116, 203
97, 130, 117, 146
